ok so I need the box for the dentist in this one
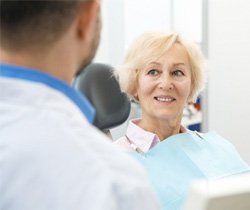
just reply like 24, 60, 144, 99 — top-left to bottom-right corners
0, 2, 161, 210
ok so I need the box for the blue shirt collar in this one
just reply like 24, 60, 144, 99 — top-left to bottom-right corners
0, 63, 95, 123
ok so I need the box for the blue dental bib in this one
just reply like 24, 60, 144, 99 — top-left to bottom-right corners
130, 131, 250, 210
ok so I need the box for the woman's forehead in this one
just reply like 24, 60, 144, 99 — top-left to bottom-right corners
142, 47, 190, 67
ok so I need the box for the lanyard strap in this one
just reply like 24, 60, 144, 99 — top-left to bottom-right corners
125, 135, 145, 154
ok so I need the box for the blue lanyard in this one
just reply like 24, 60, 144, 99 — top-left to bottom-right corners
0, 63, 95, 123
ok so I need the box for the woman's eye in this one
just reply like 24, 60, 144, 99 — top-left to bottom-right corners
147, 69, 159, 76
172, 70, 184, 77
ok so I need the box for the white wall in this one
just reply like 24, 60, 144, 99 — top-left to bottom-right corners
94, 0, 125, 66
96, 0, 202, 66
207, 0, 250, 163
95, 0, 172, 66
124, 0, 171, 49
173, 0, 202, 43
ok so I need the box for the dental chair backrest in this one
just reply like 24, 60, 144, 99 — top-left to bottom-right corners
73, 63, 131, 134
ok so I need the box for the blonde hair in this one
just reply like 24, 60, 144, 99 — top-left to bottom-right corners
115, 32, 206, 102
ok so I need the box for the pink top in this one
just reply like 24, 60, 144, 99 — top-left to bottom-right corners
114, 118, 188, 153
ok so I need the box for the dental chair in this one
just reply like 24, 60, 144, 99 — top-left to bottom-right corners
73, 63, 131, 135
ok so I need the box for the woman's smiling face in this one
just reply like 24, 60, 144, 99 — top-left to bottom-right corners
135, 43, 192, 123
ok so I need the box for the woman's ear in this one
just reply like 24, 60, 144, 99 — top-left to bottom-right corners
188, 83, 196, 103
187, 96, 195, 104
133, 69, 141, 101
133, 94, 139, 101
131, 87, 139, 101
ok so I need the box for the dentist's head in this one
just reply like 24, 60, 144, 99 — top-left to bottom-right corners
0, 0, 101, 83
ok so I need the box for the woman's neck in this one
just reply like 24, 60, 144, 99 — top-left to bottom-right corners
138, 117, 182, 141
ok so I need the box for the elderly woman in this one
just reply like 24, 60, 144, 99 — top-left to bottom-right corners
114, 32, 250, 210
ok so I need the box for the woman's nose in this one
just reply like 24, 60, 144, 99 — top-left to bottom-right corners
158, 74, 174, 90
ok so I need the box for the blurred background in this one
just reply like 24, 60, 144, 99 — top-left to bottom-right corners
94, 0, 250, 164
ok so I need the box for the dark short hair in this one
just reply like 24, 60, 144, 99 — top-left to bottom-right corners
0, 0, 83, 50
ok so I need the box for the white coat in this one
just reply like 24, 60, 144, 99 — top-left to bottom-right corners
0, 64, 161, 210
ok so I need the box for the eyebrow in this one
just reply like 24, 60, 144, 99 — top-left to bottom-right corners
148, 62, 161, 66
148, 62, 187, 67
173, 62, 186, 67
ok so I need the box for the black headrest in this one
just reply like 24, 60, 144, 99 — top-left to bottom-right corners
73, 63, 131, 131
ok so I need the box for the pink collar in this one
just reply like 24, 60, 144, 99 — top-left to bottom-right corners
126, 118, 188, 153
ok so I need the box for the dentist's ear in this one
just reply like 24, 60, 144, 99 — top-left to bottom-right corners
76, 0, 100, 41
